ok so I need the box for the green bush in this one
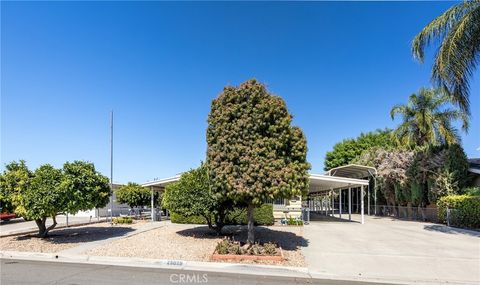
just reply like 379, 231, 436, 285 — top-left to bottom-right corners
464, 187, 480, 196
286, 216, 303, 226
170, 212, 207, 224
226, 204, 274, 226
171, 204, 274, 226
112, 216, 133, 224
215, 238, 279, 255
437, 194, 480, 229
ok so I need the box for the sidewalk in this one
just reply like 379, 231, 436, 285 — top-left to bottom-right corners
0, 215, 106, 237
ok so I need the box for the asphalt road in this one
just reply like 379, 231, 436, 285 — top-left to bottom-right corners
0, 259, 389, 285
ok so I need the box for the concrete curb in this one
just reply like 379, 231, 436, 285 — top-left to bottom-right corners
1, 250, 477, 284
0, 251, 310, 279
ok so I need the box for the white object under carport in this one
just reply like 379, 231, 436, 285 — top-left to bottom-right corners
308, 174, 369, 224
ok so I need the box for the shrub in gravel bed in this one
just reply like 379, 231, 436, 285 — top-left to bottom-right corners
215, 238, 279, 256
113, 217, 133, 224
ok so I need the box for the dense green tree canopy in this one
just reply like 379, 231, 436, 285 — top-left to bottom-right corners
62, 161, 110, 214
0, 160, 31, 214
324, 129, 395, 170
412, 0, 480, 114
206, 79, 310, 242
0, 160, 110, 237
115, 182, 151, 208
162, 163, 227, 233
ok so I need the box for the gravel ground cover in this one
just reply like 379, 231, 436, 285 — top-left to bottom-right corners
86, 223, 307, 267
0, 221, 147, 253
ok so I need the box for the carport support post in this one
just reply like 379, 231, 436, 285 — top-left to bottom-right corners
368, 184, 370, 216
339, 189, 342, 219
374, 177, 377, 215
361, 185, 365, 224
330, 189, 334, 216
324, 195, 327, 216
150, 187, 155, 222
348, 187, 352, 221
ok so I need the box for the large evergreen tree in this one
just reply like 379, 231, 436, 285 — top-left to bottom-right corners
324, 129, 395, 170
206, 79, 310, 243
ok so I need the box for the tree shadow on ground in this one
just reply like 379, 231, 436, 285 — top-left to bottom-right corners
14, 226, 136, 244
423, 224, 480, 237
176, 225, 308, 251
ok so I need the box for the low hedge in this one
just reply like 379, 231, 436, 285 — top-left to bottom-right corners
170, 204, 274, 226
437, 194, 480, 229
112, 216, 133, 224
170, 212, 207, 224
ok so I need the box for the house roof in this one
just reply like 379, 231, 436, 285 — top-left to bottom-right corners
468, 158, 480, 175
142, 173, 369, 193
326, 164, 377, 179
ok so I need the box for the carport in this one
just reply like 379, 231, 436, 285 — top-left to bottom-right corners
142, 175, 180, 221
327, 164, 377, 215
307, 174, 370, 224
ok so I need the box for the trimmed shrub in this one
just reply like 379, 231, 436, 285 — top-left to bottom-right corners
112, 216, 133, 224
286, 216, 304, 226
215, 238, 279, 255
170, 204, 274, 226
170, 212, 207, 224
437, 194, 480, 229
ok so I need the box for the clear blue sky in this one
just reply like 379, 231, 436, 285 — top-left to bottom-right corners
2, 1, 479, 184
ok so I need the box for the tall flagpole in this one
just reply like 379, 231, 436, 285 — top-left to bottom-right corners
110, 110, 114, 224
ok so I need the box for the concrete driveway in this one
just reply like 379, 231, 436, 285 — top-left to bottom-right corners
303, 214, 480, 285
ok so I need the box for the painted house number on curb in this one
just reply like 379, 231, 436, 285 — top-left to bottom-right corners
166, 260, 183, 266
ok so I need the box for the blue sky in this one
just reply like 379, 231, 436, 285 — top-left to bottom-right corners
2, 1, 479, 184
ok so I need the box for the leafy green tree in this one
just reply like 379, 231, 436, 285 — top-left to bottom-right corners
115, 182, 151, 208
25, 165, 64, 237
0, 160, 110, 237
61, 161, 110, 215
206, 79, 310, 243
0, 160, 31, 214
390, 87, 468, 147
162, 164, 228, 234
412, 0, 480, 114
324, 129, 395, 170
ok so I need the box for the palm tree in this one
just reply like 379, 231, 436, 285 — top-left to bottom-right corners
412, 0, 480, 114
390, 87, 469, 147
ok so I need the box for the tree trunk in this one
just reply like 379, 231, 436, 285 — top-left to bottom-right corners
35, 218, 47, 237
35, 216, 57, 238
247, 203, 255, 244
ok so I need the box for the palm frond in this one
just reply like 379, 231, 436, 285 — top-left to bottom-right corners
412, 1, 477, 62
432, 4, 480, 113
390, 104, 409, 120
